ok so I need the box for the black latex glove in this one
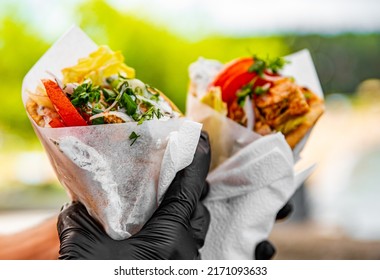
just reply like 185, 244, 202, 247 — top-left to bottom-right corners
57, 132, 211, 260
254, 202, 294, 260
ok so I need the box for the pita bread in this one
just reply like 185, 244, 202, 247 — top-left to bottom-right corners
284, 91, 324, 148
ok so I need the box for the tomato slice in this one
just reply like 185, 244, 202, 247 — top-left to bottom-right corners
221, 72, 256, 104
43, 79, 88, 127
210, 57, 256, 104
49, 117, 66, 128
210, 57, 279, 104
210, 57, 254, 89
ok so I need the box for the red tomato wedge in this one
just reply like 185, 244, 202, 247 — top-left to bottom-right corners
210, 57, 256, 104
210, 57, 278, 104
49, 117, 66, 128
211, 57, 254, 89
43, 79, 88, 127
221, 72, 257, 104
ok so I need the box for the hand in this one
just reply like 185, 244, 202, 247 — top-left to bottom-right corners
57, 132, 211, 260
254, 202, 293, 260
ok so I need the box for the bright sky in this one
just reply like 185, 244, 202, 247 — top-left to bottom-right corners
110, 0, 380, 37
1, 0, 380, 40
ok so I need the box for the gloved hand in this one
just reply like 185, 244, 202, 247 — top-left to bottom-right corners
254, 202, 293, 260
57, 132, 211, 260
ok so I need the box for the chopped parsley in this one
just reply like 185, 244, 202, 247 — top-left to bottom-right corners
129, 131, 140, 146
237, 82, 255, 106
254, 85, 270, 95
65, 74, 170, 146
248, 55, 288, 76
237, 54, 288, 107
137, 106, 163, 125
70, 80, 101, 107
91, 117, 105, 125
101, 88, 117, 103
120, 91, 137, 116
90, 108, 105, 125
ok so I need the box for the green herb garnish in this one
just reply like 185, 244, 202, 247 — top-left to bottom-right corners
267, 57, 288, 73
91, 117, 105, 125
248, 55, 288, 76
70, 80, 101, 106
102, 88, 117, 103
254, 85, 269, 95
236, 76, 259, 106
120, 92, 137, 115
90, 108, 104, 125
67, 75, 169, 145
237, 83, 254, 106
237, 54, 288, 107
137, 107, 163, 125
129, 131, 140, 146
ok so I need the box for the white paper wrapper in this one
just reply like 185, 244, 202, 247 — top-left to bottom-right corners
187, 50, 324, 259
22, 26, 202, 240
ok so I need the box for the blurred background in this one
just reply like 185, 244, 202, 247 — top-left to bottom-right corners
1, 0, 380, 259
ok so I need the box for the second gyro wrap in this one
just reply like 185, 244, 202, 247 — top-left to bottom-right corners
186, 50, 324, 259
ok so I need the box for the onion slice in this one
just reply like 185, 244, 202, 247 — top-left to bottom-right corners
89, 111, 132, 122
243, 96, 255, 131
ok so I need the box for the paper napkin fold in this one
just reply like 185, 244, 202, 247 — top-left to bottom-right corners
201, 134, 300, 259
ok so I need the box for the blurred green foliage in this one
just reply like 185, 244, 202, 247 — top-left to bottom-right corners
75, 0, 291, 112
0, 0, 379, 145
286, 34, 380, 93
0, 182, 66, 210
0, 16, 50, 141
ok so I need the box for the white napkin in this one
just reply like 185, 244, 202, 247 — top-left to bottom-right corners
201, 133, 297, 259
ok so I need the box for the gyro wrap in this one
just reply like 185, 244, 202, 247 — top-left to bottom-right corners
22, 26, 202, 240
